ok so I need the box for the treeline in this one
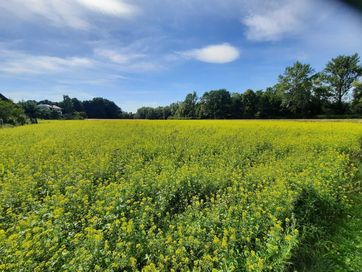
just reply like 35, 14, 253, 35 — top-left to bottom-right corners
19, 96, 132, 120
136, 53, 362, 119
0, 95, 132, 126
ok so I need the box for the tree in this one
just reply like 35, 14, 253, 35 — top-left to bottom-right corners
199, 89, 231, 119
71, 97, 84, 112
0, 100, 26, 125
309, 73, 332, 115
351, 81, 362, 113
18, 100, 39, 119
322, 53, 362, 113
276, 62, 314, 117
83, 98, 122, 119
60, 95, 74, 115
176, 92, 198, 118
242, 89, 257, 118
230, 92, 243, 118
255, 88, 282, 118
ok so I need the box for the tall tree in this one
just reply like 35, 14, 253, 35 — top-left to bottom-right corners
322, 53, 362, 112
276, 62, 314, 117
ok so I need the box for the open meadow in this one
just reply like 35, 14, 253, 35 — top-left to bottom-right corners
1, 120, 362, 271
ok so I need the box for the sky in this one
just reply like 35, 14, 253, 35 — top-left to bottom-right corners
0, 0, 361, 112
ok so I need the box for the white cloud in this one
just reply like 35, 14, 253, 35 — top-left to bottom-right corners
242, 0, 309, 41
0, 50, 93, 75
181, 43, 240, 64
0, 0, 138, 30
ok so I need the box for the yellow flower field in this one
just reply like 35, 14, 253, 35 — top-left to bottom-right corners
0, 120, 361, 271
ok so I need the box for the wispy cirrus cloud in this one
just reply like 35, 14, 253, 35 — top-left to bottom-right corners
181, 43, 240, 64
94, 47, 166, 72
94, 48, 145, 64
0, 0, 138, 30
0, 49, 93, 75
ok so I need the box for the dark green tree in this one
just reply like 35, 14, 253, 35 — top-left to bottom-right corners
230, 92, 243, 119
255, 88, 282, 118
60, 95, 74, 115
242, 89, 257, 118
83, 98, 122, 119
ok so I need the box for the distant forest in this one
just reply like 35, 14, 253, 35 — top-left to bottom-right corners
1, 53, 362, 124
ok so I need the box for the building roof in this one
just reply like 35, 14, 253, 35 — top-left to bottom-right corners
37, 104, 62, 111
0, 93, 9, 101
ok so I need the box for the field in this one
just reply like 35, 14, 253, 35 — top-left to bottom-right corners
0, 120, 361, 271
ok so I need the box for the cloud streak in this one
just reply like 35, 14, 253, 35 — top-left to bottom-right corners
76, 0, 137, 16
0, 50, 93, 75
0, 0, 138, 30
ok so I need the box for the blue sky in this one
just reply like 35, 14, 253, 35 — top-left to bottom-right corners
0, 0, 361, 112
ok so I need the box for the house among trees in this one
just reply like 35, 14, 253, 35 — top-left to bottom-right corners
37, 104, 63, 114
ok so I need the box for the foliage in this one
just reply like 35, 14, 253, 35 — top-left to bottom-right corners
0, 99, 27, 126
0, 120, 361, 271
198, 89, 231, 119
322, 53, 362, 112
351, 81, 362, 114
276, 62, 314, 117
83, 97, 122, 119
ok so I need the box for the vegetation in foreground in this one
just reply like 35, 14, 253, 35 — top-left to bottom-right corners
0, 120, 361, 271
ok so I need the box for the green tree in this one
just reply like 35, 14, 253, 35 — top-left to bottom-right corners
60, 95, 74, 115
230, 92, 243, 119
176, 92, 198, 118
18, 100, 39, 119
242, 89, 257, 118
199, 89, 231, 119
351, 81, 362, 113
276, 62, 314, 117
255, 88, 282, 118
0, 100, 26, 125
83, 98, 122, 119
322, 53, 362, 113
